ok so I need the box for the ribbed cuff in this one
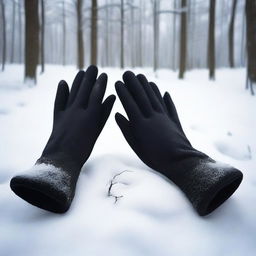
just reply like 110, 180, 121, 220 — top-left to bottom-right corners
10, 153, 82, 213
170, 157, 243, 216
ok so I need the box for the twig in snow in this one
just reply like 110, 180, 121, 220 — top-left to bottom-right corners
107, 170, 132, 203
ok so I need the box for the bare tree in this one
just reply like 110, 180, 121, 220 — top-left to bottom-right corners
62, 0, 66, 66
240, 6, 246, 67
0, 0, 6, 71
229, 0, 237, 68
207, 0, 216, 80
40, 0, 45, 73
178, 0, 187, 79
103, 0, 109, 67
18, 0, 22, 63
91, 0, 98, 65
10, 0, 16, 63
152, 0, 159, 72
130, 0, 135, 68
120, 0, 124, 68
76, 0, 84, 69
245, 0, 256, 95
172, 0, 177, 71
137, 0, 143, 67
25, 0, 39, 83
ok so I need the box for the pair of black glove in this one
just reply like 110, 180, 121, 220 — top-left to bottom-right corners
10, 66, 243, 216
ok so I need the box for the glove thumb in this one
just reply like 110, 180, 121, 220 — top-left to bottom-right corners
115, 112, 137, 152
100, 95, 116, 131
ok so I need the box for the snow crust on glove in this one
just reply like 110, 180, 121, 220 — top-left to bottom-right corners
174, 157, 243, 216
10, 163, 74, 213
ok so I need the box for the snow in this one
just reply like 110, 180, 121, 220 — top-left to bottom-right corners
13, 162, 73, 199
0, 65, 256, 256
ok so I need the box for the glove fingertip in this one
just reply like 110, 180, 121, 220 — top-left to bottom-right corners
55, 80, 69, 114
123, 70, 135, 82
97, 73, 108, 83
136, 73, 147, 83
104, 94, 116, 107
99, 95, 116, 129
85, 65, 98, 76
115, 112, 128, 125
115, 80, 124, 91
163, 91, 170, 100
58, 80, 69, 91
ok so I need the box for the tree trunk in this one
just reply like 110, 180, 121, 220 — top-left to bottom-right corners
62, 0, 66, 66
25, 0, 39, 84
91, 0, 97, 65
153, 0, 159, 72
18, 1, 22, 63
120, 0, 124, 69
229, 0, 237, 68
11, 0, 16, 63
130, 0, 135, 68
240, 7, 245, 67
104, 0, 109, 67
207, 0, 216, 80
76, 0, 84, 69
0, 0, 6, 71
40, 0, 45, 73
172, 0, 177, 71
245, 0, 256, 95
138, 0, 143, 67
178, 0, 187, 79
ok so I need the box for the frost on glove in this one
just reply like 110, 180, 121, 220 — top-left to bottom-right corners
10, 66, 116, 213
115, 71, 243, 216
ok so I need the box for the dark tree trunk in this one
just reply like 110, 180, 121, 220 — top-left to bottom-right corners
240, 7, 245, 67
25, 0, 39, 83
91, 0, 97, 65
120, 0, 124, 69
40, 0, 45, 73
104, 0, 109, 67
11, 0, 16, 63
130, 1, 135, 68
172, 0, 177, 71
62, 0, 66, 66
0, 0, 6, 71
207, 0, 216, 80
178, 0, 187, 79
229, 0, 237, 68
138, 0, 143, 67
76, 0, 84, 69
18, 1, 22, 63
245, 0, 256, 95
153, 0, 159, 72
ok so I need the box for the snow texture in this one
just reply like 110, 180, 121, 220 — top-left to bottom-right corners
14, 163, 72, 201
0, 65, 256, 256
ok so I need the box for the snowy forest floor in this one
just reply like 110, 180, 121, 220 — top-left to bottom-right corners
0, 65, 256, 256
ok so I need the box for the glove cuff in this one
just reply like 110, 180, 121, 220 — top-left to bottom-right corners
10, 153, 82, 213
170, 157, 243, 216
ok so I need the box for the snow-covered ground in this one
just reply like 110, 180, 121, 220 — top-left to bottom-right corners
0, 65, 255, 256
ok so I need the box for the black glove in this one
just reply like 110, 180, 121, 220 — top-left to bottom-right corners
10, 65, 116, 213
115, 71, 243, 216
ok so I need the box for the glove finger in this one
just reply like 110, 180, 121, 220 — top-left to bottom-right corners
163, 92, 188, 138
149, 82, 167, 112
136, 74, 163, 113
67, 70, 85, 107
54, 80, 69, 120
115, 81, 141, 122
99, 94, 116, 131
115, 112, 137, 152
76, 65, 98, 108
89, 73, 107, 106
123, 71, 153, 117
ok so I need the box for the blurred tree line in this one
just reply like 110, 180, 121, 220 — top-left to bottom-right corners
0, 0, 255, 95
